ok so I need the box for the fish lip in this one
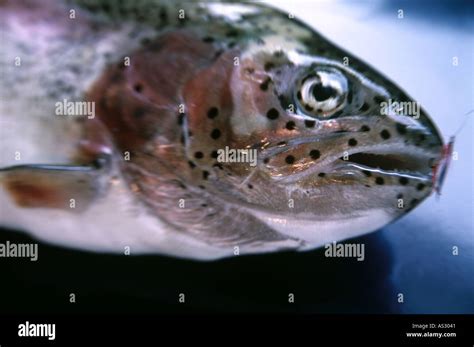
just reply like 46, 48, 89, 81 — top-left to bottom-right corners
263, 139, 441, 184
329, 143, 441, 179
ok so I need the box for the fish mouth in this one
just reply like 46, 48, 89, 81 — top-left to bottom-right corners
338, 149, 434, 176
263, 138, 442, 185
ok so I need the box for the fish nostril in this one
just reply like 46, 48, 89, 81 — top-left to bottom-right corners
285, 121, 296, 130
395, 123, 407, 135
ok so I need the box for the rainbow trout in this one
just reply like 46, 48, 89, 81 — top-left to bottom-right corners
0, 0, 444, 259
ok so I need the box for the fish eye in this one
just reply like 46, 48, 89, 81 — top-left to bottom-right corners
295, 68, 348, 118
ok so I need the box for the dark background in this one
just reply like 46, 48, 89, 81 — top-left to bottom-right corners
0, 227, 397, 314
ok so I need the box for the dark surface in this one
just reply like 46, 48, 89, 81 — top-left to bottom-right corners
0, 227, 398, 314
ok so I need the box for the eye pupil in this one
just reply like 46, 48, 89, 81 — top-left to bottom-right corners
311, 83, 337, 101
296, 68, 348, 118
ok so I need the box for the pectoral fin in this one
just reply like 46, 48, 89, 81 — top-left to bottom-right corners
0, 157, 111, 212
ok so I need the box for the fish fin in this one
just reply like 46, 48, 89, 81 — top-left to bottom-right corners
0, 157, 111, 212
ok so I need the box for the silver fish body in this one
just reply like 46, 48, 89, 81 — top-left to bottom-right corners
0, 0, 444, 259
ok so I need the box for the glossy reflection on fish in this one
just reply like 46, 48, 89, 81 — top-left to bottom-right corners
0, 0, 444, 259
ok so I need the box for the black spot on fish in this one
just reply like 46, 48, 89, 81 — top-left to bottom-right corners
285, 155, 295, 164
202, 36, 214, 43
214, 50, 223, 60
211, 129, 221, 140
362, 170, 372, 177
360, 103, 370, 112
202, 171, 209, 180
310, 149, 320, 160
305, 120, 316, 128
410, 198, 419, 207
273, 50, 284, 58
207, 107, 219, 119
247, 184, 253, 189
260, 78, 271, 91
348, 138, 358, 146
416, 183, 425, 191
399, 177, 409, 185
188, 161, 196, 169
266, 108, 279, 120
360, 125, 370, 132
264, 62, 275, 71
133, 84, 143, 93
318, 172, 326, 177
296, 91, 302, 100
397, 193, 403, 199
134, 108, 146, 119
211, 150, 218, 159
194, 152, 204, 159
226, 29, 239, 37
375, 177, 385, 185
285, 121, 296, 130
305, 105, 314, 112
380, 129, 391, 140
159, 7, 168, 24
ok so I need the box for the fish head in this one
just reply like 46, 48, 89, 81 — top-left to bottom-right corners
186, 43, 445, 238
87, 24, 445, 246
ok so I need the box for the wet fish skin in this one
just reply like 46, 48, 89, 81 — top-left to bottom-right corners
0, 0, 444, 259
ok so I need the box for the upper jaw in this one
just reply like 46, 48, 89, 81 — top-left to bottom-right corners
259, 120, 443, 183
